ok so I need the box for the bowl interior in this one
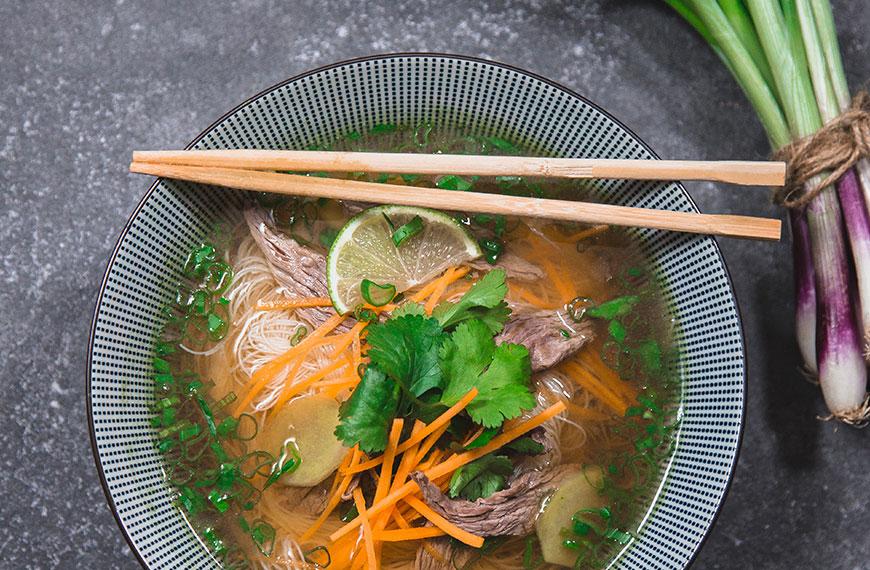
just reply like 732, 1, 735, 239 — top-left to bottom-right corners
89, 54, 744, 569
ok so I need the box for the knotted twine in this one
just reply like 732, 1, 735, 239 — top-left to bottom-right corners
773, 91, 870, 208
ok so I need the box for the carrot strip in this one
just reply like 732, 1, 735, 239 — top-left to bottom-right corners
256, 297, 333, 310
402, 495, 483, 548
410, 267, 454, 302
270, 356, 351, 412
540, 257, 574, 303
509, 283, 553, 309
568, 224, 609, 242
329, 401, 567, 542
300, 446, 361, 543
411, 266, 470, 303
390, 421, 424, 490
330, 320, 369, 359
328, 448, 356, 499
235, 312, 345, 412
374, 527, 446, 542
413, 426, 449, 467
424, 268, 455, 314
375, 419, 404, 504
391, 508, 412, 529
352, 488, 378, 570
343, 388, 478, 475
579, 348, 638, 403
563, 361, 628, 415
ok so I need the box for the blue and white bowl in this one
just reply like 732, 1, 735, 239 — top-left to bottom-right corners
88, 54, 745, 569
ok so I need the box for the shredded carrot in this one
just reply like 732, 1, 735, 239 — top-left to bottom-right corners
301, 446, 361, 543
331, 320, 369, 359
352, 488, 378, 570
413, 425, 449, 466
270, 355, 351, 413
391, 508, 412, 529
411, 266, 470, 303
374, 527, 446, 542
424, 267, 455, 314
328, 448, 356, 499
343, 388, 478, 475
329, 401, 567, 542
402, 495, 483, 548
410, 267, 454, 302
540, 257, 574, 304
566, 224, 609, 242
416, 448, 445, 472
256, 297, 333, 310
391, 421, 425, 493
562, 361, 628, 415
578, 348, 638, 404
235, 312, 345, 413
509, 283, 553, 309
375, 419, 404, 504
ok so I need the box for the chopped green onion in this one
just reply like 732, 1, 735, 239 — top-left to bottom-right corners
208, 490, 231, 513
479, 238, 504, 264
391, 215, 424, 247
608, 320, 627, 343
291, 325, 308, 346
586, 295, 639, 319
436, 175, 474, 191
353, 305, 378, 323
360, 279, 396, 307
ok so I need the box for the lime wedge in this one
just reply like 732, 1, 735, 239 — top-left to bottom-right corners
327, 205, 482, 314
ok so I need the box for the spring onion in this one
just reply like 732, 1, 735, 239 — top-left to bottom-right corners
668, 0, 868, 423
360, 279, 396, 307
391, 215, 424, 247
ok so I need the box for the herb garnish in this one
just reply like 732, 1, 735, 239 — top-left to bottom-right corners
335, 269, 536, 454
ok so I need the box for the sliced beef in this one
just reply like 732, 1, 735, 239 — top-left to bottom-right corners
498, 306, 592, 371
410, 463, 577, 537
468, 252, 544, 282
245, 207, 351, 331
414, 537, 475, 570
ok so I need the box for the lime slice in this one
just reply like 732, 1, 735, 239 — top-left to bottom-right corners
327, 205, 482, 314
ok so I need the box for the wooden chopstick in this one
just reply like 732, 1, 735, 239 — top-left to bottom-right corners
133, 150, 786, 187
129, 161, 781, 241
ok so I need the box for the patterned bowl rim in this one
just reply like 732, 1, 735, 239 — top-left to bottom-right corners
86, 52, 747, 569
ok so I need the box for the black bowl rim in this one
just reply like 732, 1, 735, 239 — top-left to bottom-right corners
86, 52, 746, 569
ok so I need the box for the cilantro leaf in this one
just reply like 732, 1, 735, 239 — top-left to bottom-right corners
440, 319, 535, 428
439, 319, 495, 405
391, 302, 426, 318
506, 436, 545, 455
448, 454, 513, 500
365, 314, 446, 397
335, 365, 399, 453
465, 426, 499, 450
433, 270, 511, 333
470, 343, 535, 427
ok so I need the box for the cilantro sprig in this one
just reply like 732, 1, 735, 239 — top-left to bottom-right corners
334, 269, 536, 454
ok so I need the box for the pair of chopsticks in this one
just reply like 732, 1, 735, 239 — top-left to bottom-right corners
129, 150, 784, 241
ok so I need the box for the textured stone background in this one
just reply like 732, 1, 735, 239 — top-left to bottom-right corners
1, 1, 868, 568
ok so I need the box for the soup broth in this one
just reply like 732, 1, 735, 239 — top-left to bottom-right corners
151, 125, 680, 569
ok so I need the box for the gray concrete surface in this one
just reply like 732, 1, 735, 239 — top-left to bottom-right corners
1, 1, 868, 568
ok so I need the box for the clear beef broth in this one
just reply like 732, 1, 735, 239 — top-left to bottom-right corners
166, 125, 680, 569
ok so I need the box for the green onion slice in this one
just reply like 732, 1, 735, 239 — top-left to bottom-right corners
391, 215, 424, 247
359, 279, 396, 307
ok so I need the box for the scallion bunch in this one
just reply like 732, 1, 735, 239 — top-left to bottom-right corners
665, 0, 869, 423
